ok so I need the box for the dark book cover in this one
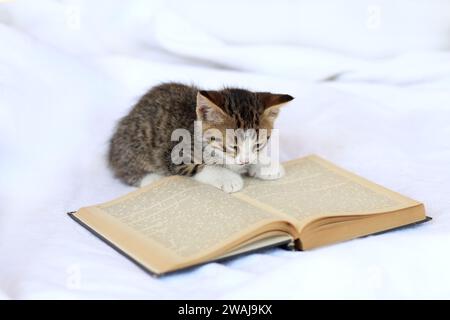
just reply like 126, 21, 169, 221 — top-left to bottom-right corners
68, 211, 431, 277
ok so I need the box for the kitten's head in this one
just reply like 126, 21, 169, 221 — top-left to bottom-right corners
196, 88, 294, 170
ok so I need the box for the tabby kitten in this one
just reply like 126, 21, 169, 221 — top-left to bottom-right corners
108, 82, 294, 193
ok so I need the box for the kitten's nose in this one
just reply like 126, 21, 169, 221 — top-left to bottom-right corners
238, 152, 251, 165
239, 158, 250, 165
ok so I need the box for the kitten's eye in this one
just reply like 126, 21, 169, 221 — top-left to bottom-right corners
255, 141, 266, 150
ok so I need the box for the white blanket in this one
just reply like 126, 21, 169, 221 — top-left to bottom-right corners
1, 1, 450, 299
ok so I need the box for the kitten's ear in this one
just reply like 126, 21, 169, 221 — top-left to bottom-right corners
196, 91, 228, 123
258, 93, 294, 120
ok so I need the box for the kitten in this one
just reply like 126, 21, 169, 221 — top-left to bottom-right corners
108, 82, 294, 193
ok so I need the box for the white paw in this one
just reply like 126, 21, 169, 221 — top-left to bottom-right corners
248, 163, 285, 180
139, 173, 164, 187
194, 166, 244, 193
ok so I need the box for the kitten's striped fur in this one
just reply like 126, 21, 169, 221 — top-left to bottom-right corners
108, 82, 293, 192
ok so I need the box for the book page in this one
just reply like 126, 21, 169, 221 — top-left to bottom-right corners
238, 156, 418, 224
96, 177, 278, 258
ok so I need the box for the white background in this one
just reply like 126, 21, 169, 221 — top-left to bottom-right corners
0, 0, 449, 299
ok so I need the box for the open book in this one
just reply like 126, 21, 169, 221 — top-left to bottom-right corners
69, 155, 428, 276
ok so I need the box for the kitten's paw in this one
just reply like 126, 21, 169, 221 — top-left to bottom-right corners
248, 163, 285, 180
139, 173, 164, 187
219, 172, 244, 193
194, 166, 244, 193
